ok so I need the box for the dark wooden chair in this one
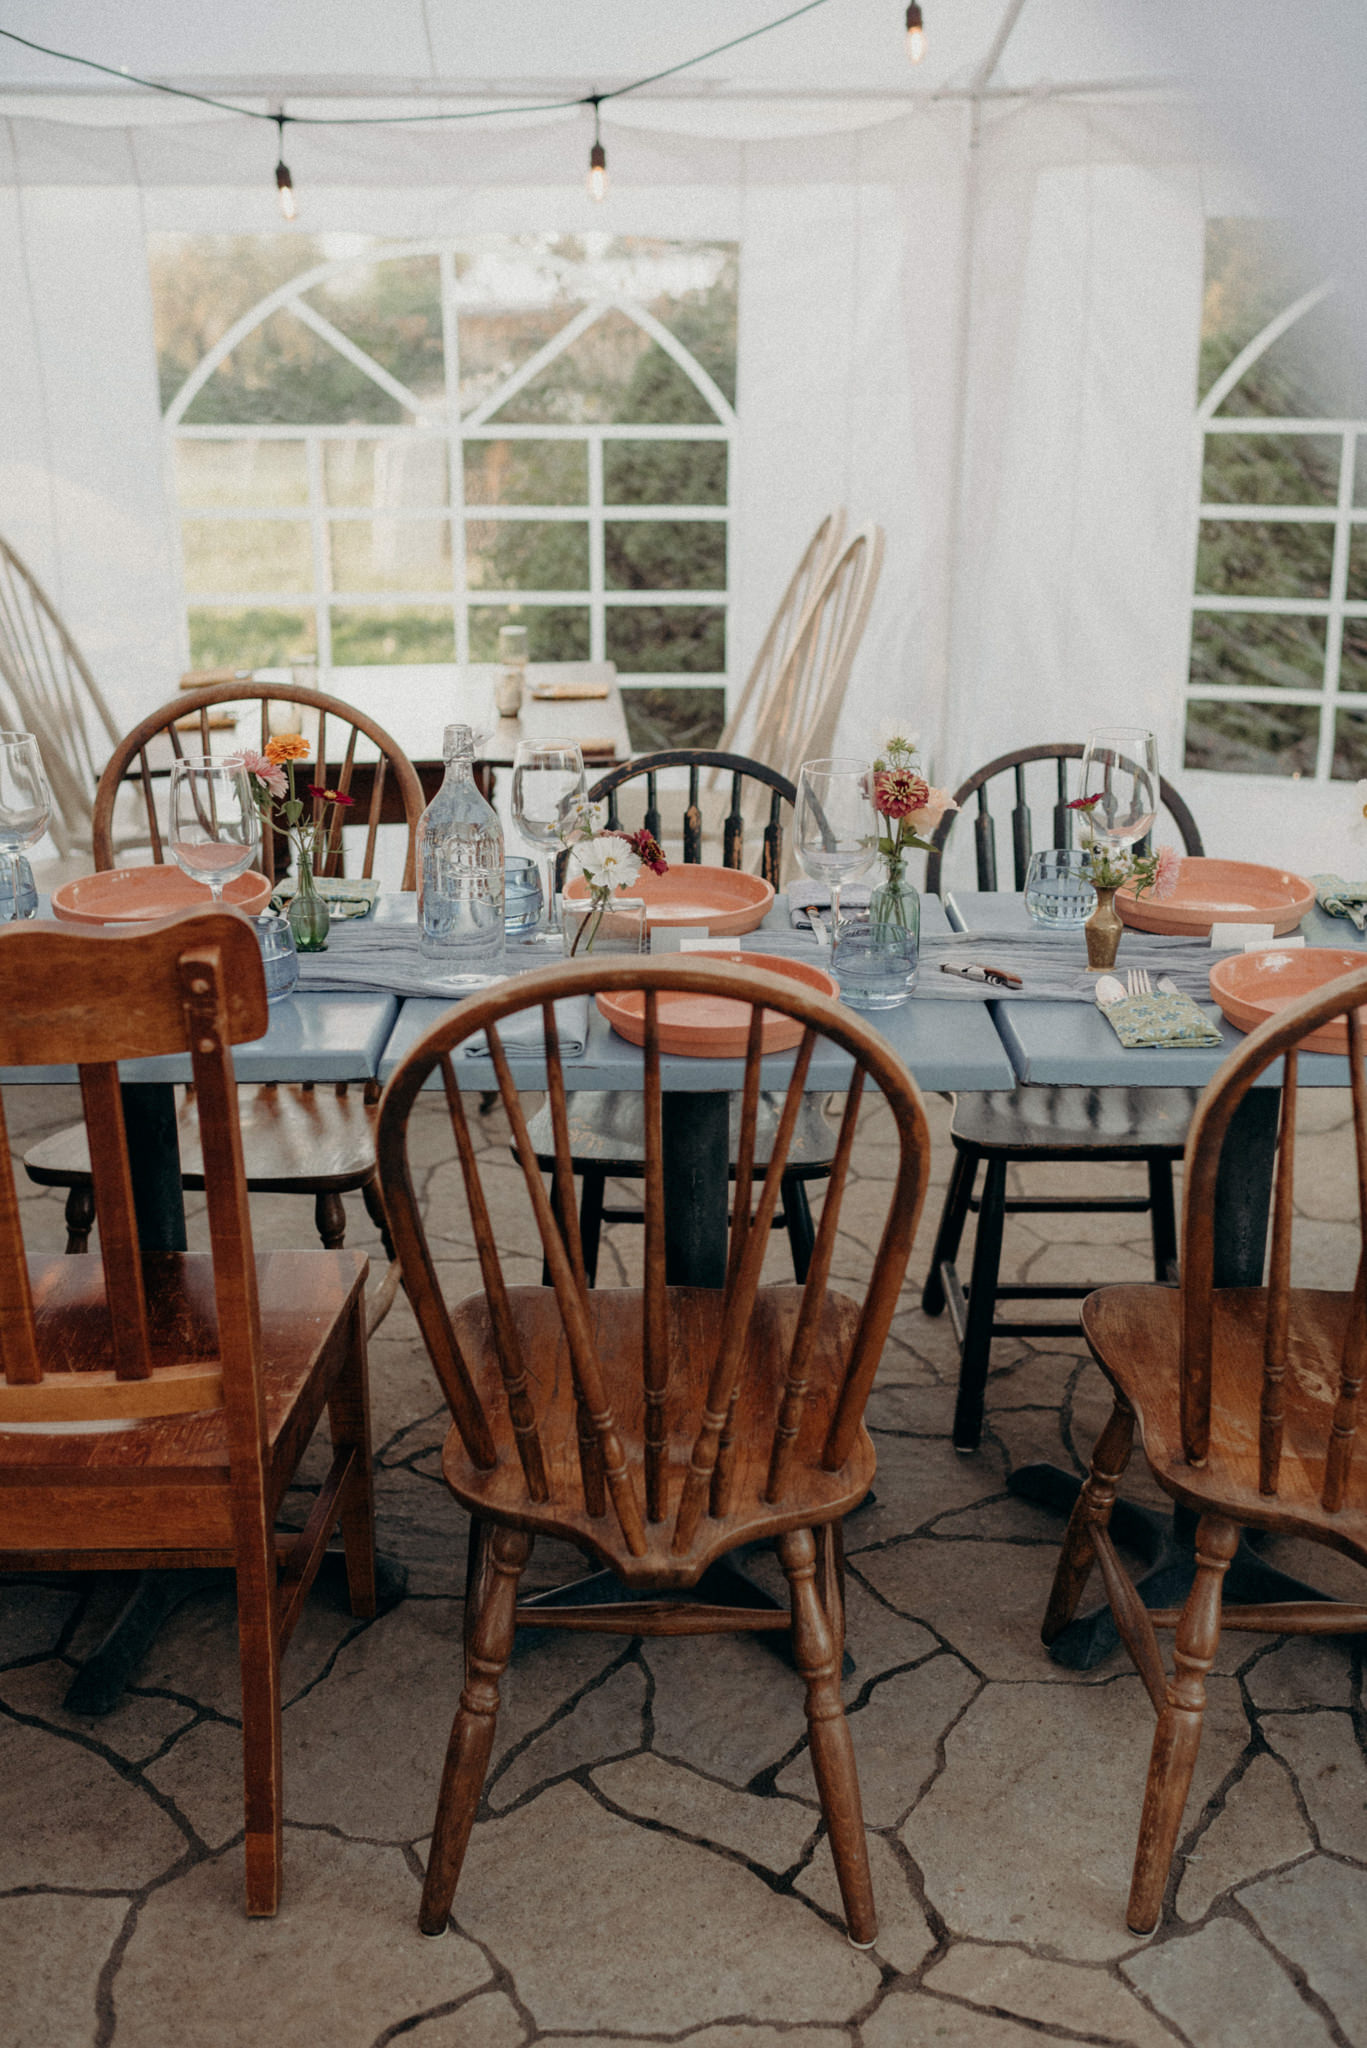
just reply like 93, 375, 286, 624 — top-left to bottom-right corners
533, 749, 834, 1282
920, 742, 1206, 1453
23, 682, 423, 1287
0, 908, 376, 1914
377, 954, 932, 1946
1043, 962, 1367, 1932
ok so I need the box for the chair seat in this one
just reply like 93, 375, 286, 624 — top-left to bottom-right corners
525, 1090, 837, 1176
440, 1283, 876, 1590
950, 1086, 1199, 1154
0, 1248, 367, 1513
24, 1086, 378, 1195
1083, 1281, 1367, 1559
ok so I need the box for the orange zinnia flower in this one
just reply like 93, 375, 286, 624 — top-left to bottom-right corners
264, 734, 311, 765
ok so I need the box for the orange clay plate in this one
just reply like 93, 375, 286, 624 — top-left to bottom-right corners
51, 866, 273, 926
564, 864, 774, 935
1209, 947, 1367, 1054
1116, 858, 1315, 937
596, 951, 839, 1058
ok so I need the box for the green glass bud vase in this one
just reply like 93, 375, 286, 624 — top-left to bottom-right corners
287, 853, 331, 953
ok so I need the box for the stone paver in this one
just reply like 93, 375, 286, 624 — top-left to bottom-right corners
0, 1894, 130, 2048
1241, 1856, 1367, 2047
923, 1944, 1182, 2048
1262, 1708, 1367, 1860
1175, 1750, 1314, 1922
593, 1750, 816, 1872
1122, 1916, 1337, 2048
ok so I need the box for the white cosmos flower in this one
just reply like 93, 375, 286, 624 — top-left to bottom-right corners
557, 793, 606, 844
576, 835, 641, 891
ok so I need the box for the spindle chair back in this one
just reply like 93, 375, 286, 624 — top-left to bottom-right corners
1043, 963, 1367, 1932
0, 535, 121, 855
378, 954, 931, 1944
924, 741, 1205, 898
0, 909, 376, 1915
715, 509, 845, 762
593, 748, 795, 888
93, 680, 424, 887
751, 522, 884, 787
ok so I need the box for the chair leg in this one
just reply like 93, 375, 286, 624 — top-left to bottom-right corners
1127, 1514, 1238, 1935
419, 1524, 532, 1936
237, 1538, 285, 1916
327, 1297, 378, 1619
64, 1184, 96, 1254
814, 1519, 846, 1663
921, 1141, 979, 1316
777, 1526, 875, 1948
1147, 1158, 1178, 1285
579, 1168, 607, 1288
360, 1174, 396, 1261
314, 1190, 348, 1250
952, 1153, 1008, 1453
783, 1175, 816, 1283
1042, 1394, 1135, 1643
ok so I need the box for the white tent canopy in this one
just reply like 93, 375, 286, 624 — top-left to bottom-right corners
1, 0, 1360, 868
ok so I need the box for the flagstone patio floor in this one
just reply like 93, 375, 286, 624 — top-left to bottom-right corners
2, 1081, 1364, 2048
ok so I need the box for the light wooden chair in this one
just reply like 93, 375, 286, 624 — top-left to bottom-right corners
0, 536, 121, 856
752, 522, 884, 788
23, 683, 423, 1297
377, 955, 932, 1945
715, 509, 846, 761
0, 908, 376, 1915
920, 742, 1206, 1451
1043, 961, 1367, 1933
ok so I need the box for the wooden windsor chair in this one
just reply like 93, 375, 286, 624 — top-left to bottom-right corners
0, 909, 376, 1916
0, 535, 121, 857
920, 742, 1206, 1452
714, 509, 846, 761
1043, 963, 1367, 1933
535, 750, 834, 1282
378, 954, 932, 1947
23, 682, 424, 1285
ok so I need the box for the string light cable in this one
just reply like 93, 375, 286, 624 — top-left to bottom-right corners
0, 4, 930, 213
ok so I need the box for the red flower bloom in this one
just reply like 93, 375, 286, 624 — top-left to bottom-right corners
873, 767, 929, 820
308, 784, 356, 807
620, 826, 668, 875
1066, 794, 1103, 811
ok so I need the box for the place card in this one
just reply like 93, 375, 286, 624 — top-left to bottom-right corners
1210, 922, 1274, 950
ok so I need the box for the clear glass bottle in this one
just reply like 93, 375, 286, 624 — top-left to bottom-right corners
417, 723, 505, 982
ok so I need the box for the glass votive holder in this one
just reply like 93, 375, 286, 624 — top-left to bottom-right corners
0, 855, 38, 922
255, 911, 299, 1002
498, 624, 529, 666
504, 854, 543, 936
1024, 849, 1097, 929
561, 897, 648, 956
832, 919, 918, 1010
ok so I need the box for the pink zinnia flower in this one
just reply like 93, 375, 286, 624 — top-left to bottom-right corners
874, 767, 930, 820
226, 748, 287, 799
1152, 843, 1181, 902
621, 827, 668, 875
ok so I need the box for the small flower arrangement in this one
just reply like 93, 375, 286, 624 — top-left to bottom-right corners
871, 727, 957, 922
554, 796, 668, 954
226, 737, 356, 950
1065, 795, 1180, 898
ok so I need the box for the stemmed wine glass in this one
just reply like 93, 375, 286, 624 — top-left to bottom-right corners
0, 731, 52, 919
511, 741, 585, 934
1077, 729, 1159, 853
169, 757, 260, 904
795, 757, 876, 936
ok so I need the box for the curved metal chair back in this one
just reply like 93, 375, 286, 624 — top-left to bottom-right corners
0, 537, 121, 855
716, 509, 845, 761
924, 742, 1205, 898
93, 681, 425, 888
750, 522, 884, 784
590, 748, 795, 888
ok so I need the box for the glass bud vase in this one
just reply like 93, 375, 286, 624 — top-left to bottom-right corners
563, 895, 648, 956
868, 865, 921, 991
287, 852, 331, 953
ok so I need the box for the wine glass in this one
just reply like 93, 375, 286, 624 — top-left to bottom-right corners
511, 741, 585, 934
1077, 729, 1159, 852
169, 757, 260, 904
0, 731, 52, 919
795, 757, 876, 936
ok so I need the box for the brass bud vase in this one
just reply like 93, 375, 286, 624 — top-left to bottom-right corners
1085, 884, 1123, 971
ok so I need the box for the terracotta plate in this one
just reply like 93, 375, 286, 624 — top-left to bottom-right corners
564, 864, 774, 935
596, 951, 839, 1057
1117, 857, 1316, 937
1209, 947, 1367, 1054
51, 866, 273, 926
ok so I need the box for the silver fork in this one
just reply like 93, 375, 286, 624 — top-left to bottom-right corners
1126, 968, 1153, 997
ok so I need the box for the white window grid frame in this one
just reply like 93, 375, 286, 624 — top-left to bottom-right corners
1187, 279, 1367, 780
162, 243, 737, 689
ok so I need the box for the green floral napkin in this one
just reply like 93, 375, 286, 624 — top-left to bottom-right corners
1100, 991, 1223, 1049
1310, 874, 1367, 932
270, 874, 380, 921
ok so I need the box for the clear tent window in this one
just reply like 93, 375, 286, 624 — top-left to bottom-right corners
150, 233, 738, 748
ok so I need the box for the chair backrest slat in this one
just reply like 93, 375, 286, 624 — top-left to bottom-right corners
0, 1089, 40, 1386
542, 1000, 605, 1515
716, 510, 845, 763
1324, 1007, 1367, 1511
377, 957, 932, 1573
1259, 1049, 1298, 1495
78, 1064, 153, 1381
